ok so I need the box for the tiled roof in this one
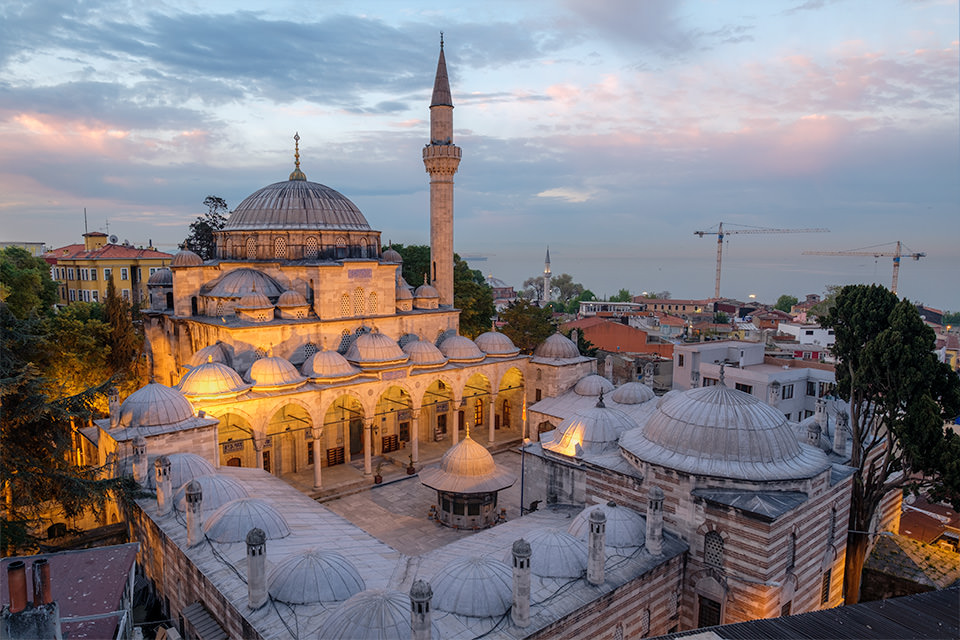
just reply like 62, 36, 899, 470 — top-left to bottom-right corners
46, 243, 172, 261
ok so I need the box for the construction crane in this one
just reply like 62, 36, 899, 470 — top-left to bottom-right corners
694, 222, 830, 299
801, 241, 925, 295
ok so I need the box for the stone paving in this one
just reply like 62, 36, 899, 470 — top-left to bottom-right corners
322, 449, 528, 556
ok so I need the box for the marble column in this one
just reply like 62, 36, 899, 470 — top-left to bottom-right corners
363, 418, 373, 476
488, 394, 497, 444
311, 425, 324, 490
451, 400, 460, 446
411, 409, 421, 464
252, 433, 266, 471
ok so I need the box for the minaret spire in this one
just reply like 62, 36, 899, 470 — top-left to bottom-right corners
543, 246, 552, 306
289, 132, 307, 181
423, 37, 461, 307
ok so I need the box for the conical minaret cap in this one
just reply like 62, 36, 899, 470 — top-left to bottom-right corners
431, 35, 453, 107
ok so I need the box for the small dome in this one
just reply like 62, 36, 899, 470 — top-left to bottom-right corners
178, 360, 250, 398
301, 349, 360, 379
225, 179, 371, 232
402, 338, 447, 367
203, 498, 291, 542
344, 331, 407, 366
268, 550, 365, 604
118, 383, 195, 430
414, 282, 439, 299
396, 285, 413, 301
157, 453, 216, 493
146, 267, 172, 286
174, 474, 249, 514
438, 335, 485, 362
573, 374, 615, 397
236, 287, 273, 310
171, 249, 203, 267
611, 381, 656, 405
568, 502, 645, 548
541, 400, 638, 457
189, 343, 231, 368
518, 529, 587, 578
276, 289, 307, 307
419, 436, 516, 494
247, 356, 305, 389
323, 590, 410, 640
534, 333, 580, 360
656, 389, 681, 408
200, 268, 284, 299
474, 331, 520, 357
621, 383, 830, 481
431, 556, 512, 617
382, 247, 403, 263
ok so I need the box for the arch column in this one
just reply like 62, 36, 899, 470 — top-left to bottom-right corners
363, 418, 373, 476
411, 409, 421, 464
311, 425, 324, 489
488, 393, 497, 444
451, 398, 460, 447
252, 433, 266, 470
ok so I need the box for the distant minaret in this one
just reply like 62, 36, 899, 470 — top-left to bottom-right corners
423, 34, 461, 307
543, 246, 552, 306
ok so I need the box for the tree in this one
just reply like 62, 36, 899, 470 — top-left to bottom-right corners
610, 288, 632, 303
821, 284, 960, 604
393, 244, 431, 287
0, 305, 134, 553
942, 310, 960, 325
182, 196, 228, 259
566, 328, 598, 358
42, 303, 113, 411
453, 254, 494, 339
499, 299, 556, 354
0, 246, 58, 318
104, 278, 144, 382
551, 273, 584, 305
774, 294, 798, 313
713, 311, 729, 324
522, 275, 544, 301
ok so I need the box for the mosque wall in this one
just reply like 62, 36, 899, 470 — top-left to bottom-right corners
520, 452, 585, 509
529, 551, 685, 639
584, 465, 646, 514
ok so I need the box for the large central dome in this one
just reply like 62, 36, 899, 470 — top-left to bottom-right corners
225, 179, 371, 232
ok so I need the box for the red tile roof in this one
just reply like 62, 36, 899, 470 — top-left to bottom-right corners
46, 243, 172, 261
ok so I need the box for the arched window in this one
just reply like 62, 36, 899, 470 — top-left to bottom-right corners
305, 236, 319, 259
354, 287, 365, 315
704, 530, 724, 568
787, 532, 796, 570
340, 293, 350, 317
359, 237, 368, 258
336, 236, 347, 259
829, 507, 837, 543
369, 291, 378, 313
473, 399, 484, 428
246, 237, 257, 260
274, 237, 287, 258
304, 342, 318, 358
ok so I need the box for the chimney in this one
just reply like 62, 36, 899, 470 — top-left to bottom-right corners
246, 528, 267, 610
132, 436, 148, 487
645, 486, 664, 556
570, 330, 578, 349
587, 508, 606, 586
108, 387, 120, 430
806, 422, 821, 448
815, 397, 828, 431
511, 538, 531, 628
155, 456, 172, 516
604, 355, 614, 382
185, 481, 203, 547
31, 559, 52, 605
833, 412, 849, 456
7, 561, 27, 613
768, 381, 781, 405
409, 579, 433, 640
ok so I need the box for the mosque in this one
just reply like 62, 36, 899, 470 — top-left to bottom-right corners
75, 41, 882, 639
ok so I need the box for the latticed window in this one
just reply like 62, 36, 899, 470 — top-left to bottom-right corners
215, 300, 223, 316
274, 237, 287, 258
338, 329, 351, 353
305, 236, 319, 259
640, 609, 650, 637
820, 570, 831, 604
336, 236, 347, 258
254, 347, 267, 360
787, 533, 796, 570
246, 237, 256, 260
340, 294, 350, 317
369, 292, 378, 313
704, 531, 724, 567
304, 343, 318, 358
354, 287, 365, 315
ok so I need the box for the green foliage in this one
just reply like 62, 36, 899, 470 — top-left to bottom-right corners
774, 294, 799, 313
0, 306, 135, 553
499, 299, 556, 354
822, 284, 960, 603
566, 328, 598, 358
609, 288, 632, 303
182, 195, 228, 260
713, 311, 729, 324
393, 244, 431, 287
453, 254, 494, 339
42, 303, 113, 410
523, 273, 584, 305
942, 311, 960, 325
0, 246, 58, 318
565, 289, 597, 313
808, 285, 841, 320
104, 278, 145, 388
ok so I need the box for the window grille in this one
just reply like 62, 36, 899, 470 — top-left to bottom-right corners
304, 343, 318, 358
354, 287, 365, 315
820, 570, 831, 604
254, 348, 267, 360
338, 329, 352, 353
640, 609, 650, 636
340, 294, 350, 317
274, 237, 287, 258
305, 236, 318, 259
336, 236, 347, 258
704, 530, 724, 567
246, 237, 256, 260
369, 292, 378, 313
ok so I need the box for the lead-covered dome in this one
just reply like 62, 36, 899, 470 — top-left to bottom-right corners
323, 590, 410, 640
276, 289, 307, 307
431, 556, 512, 617
225, 180, 371, 231
174, 474, 249, 514
301, 349, 361, 379
171, 249, 203, 267
247, 355, 306, 390
419, 436, 516, 494
541, 399, 638, 457
203, 498, 291, 542
402, 338, 447, 368
268, 550, 365, 604
438, 335, 485, 362
568, 502, 645, 548
155, 453, 216, 492
200, 268, 284, 299
611, 381, 656, 405
117, 383, 195, 430
534, 332, 580, 360
178, 359, 249, 398
146, 267, 172, 286
517, 529, 588, 578
573, 374, 614, 397
474, 331, 520, 357
620, 383, 831, 481
345, 331, 408, 367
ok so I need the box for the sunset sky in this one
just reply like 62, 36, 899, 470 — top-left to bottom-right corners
1, 0, 957, 309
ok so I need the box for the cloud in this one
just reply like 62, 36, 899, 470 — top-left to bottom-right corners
536, 187, 595, 203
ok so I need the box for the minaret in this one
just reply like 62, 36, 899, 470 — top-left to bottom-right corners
543, 247, 551, 305
423, 34, 461, 307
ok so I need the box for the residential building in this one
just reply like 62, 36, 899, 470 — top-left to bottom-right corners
0, 241, 46, 256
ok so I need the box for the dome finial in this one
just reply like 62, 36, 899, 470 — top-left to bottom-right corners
440, 31, 444, 50
719, 362, 726, 386
596, 390, 606, 408
289, 132, 307, 181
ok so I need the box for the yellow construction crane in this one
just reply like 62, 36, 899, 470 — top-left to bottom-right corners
801, 241, 925, 295
694, 222, 830, 298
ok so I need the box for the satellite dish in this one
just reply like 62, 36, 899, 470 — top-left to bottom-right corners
109, 235, 119, 244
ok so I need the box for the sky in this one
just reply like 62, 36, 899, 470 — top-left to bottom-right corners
1, 0, 958, 310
